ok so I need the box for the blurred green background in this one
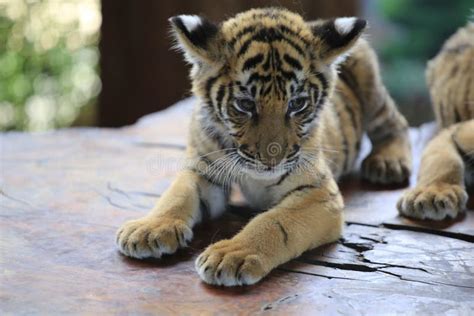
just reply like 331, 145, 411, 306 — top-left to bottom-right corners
370, 0, 473, 125
0, 0, 472, 131
0, 0, 100, 131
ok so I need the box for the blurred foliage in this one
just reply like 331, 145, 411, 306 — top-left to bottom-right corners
376, 0, 472, 124
0, 0, 101, 131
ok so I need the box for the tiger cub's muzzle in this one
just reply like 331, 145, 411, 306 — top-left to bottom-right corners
238, 143, 300, 169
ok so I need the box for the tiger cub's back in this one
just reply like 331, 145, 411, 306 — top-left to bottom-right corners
426, 22, 474, 128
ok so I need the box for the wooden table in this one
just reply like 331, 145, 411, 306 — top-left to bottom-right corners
1, 98, 473, 315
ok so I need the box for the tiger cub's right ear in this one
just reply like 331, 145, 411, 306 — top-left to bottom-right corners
169, 15, 222, 65
309, 17, 367, 64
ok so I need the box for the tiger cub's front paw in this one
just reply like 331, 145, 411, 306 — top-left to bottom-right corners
116, 216, 193, 259
397, 183, 468, 220
362, 153, 411, 184
195, 239, 269, 286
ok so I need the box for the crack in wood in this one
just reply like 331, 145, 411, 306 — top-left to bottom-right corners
107, 182, 161, 198
297, 256, 431, 275
381, 223, 474, 243
277, 267, 363, 281
93, 189, 148, 211
359, 236, 386, 243
339, 238, 374, 252
360, 258, 431, 274
0, 190, 42, 211
347, 221, 474, 243
297, 258, 378, 272
261, 294, 299, 311
377, 270, 474, 289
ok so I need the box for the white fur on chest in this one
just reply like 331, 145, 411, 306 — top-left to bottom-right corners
238, 176, 284, 210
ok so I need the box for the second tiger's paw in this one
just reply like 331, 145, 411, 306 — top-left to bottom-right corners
397, 183, 468, 220
362, 153, 411, 184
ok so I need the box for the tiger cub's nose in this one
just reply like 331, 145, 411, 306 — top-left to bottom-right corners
260, 142, 285, 167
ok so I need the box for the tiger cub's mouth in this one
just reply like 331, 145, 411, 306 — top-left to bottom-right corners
237, 155, 300, 180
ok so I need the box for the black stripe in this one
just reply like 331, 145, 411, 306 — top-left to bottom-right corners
262, 53, 271, 71
174, 227, 182, 244
267, 170, 292, 187
312, 70, 329, 105
371, 101, 388, 121
216, 84, 226, 105
272, 48, 282, 70
246, 73, 272, 85
242, 54, 264, 71
225, 83, 233, 112
262, 84, 273, 96
278, 184, 318, 204
229, 26, 256, 47
280, 70, 297, 82
283, 54, 302, 70
307, 81, 323, 109
279, 25, 310, 47
215, 84, 227, 120
314, 72, 328, 90
250, 85, 257, 97
237, 28, 305, 57
338, 66, 364, 105
342, 94, 359, 133
334, 108, 350, 172
205, 75, 220, 106
229, 130, 245, 138
275, 221, 289, 246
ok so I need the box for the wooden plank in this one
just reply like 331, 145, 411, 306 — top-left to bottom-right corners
1, 98, 473, 314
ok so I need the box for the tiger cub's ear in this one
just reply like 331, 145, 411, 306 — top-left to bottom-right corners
169, 15, 222, 65
309, 17, 367, 64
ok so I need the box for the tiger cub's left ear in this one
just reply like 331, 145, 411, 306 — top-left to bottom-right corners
309, 17, 367, 64
169, 15, 222, 65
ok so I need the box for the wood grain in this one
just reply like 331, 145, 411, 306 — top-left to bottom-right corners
1, 98, 473, 314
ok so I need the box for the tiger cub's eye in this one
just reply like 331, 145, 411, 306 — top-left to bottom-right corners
288, 97, 309, 114
234, 98, 255, 114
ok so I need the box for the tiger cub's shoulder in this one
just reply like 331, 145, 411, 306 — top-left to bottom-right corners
426, 22, 474, 128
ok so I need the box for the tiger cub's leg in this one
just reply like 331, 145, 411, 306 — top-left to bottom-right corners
397, 121, 473, 220
195, 177, 343, 286
342, 40, 411, 184
116, 170, 228, 259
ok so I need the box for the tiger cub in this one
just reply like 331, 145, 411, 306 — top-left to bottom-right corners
116, 8, 411, 286
398, 22, 474, 220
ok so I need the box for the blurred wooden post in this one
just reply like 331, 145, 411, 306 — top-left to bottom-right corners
99, 0, 359, 127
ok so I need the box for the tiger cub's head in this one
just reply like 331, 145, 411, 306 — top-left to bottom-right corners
170, 8, 366, 172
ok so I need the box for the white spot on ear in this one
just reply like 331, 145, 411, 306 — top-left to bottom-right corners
334, 17, 357, 35
179, 15, 202, 32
